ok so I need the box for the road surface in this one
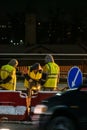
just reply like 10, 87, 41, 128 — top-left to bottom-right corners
0, 121, 37, 130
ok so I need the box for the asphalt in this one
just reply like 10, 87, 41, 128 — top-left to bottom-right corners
16, 81, 68, 91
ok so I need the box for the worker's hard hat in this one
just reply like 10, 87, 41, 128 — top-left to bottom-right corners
31, 63, 42, 71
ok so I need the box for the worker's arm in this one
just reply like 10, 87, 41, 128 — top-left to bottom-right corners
24, 74, 30, 80
40, 72, 48, 85
0, 76, 12, 84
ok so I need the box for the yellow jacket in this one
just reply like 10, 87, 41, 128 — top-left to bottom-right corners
0, 64, 16, 90
43, 62, 60, 89
24, 66, 42, 90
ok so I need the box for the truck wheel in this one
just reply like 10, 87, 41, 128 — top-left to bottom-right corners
47, 116, 76, 130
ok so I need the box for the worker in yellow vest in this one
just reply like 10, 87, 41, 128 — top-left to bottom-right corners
42, 54, 60, 91
0, 59, 18, 90
23, 63, 43, 96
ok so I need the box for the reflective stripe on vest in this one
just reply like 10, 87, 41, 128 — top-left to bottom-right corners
48, 74, 58, 78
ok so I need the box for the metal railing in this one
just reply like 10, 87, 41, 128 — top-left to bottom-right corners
0, 53, 87, 80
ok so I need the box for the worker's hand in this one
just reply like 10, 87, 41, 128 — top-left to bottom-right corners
29, 79, 33, 83
21, 67, 28, 75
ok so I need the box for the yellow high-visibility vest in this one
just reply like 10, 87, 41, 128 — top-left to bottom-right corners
43, 62, 60, 88
0, 64, 16, 90
24, 66, 42, 89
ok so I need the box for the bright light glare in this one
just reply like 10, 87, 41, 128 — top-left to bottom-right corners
56, 92, 62, 96
0, 129, 10, 130
10, 40, 13, 43
34, 104, 48, 114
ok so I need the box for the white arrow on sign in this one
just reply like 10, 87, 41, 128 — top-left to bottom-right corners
72, 69, 80, 87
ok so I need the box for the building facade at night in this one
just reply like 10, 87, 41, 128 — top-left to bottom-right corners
0, 13, 25, 45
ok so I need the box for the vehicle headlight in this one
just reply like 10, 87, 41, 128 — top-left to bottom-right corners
34, 105, 48, 114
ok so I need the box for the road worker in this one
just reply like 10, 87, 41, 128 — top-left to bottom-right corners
42, 54, 60, 91
0, 59, 18, 90
23, 63, 43, 96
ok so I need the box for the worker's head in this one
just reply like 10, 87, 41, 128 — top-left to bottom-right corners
45, 54, 54, 63
8, 59, 18, 68
30, 63, 42, 72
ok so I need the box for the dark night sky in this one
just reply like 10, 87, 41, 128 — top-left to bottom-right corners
0, 0, 27, 13
0, 0, 87, 13
0, 0, 87, 20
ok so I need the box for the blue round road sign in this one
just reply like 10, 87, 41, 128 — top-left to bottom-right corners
67, 66, 83, 89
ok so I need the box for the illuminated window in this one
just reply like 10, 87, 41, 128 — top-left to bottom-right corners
2, 25, 6, 28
